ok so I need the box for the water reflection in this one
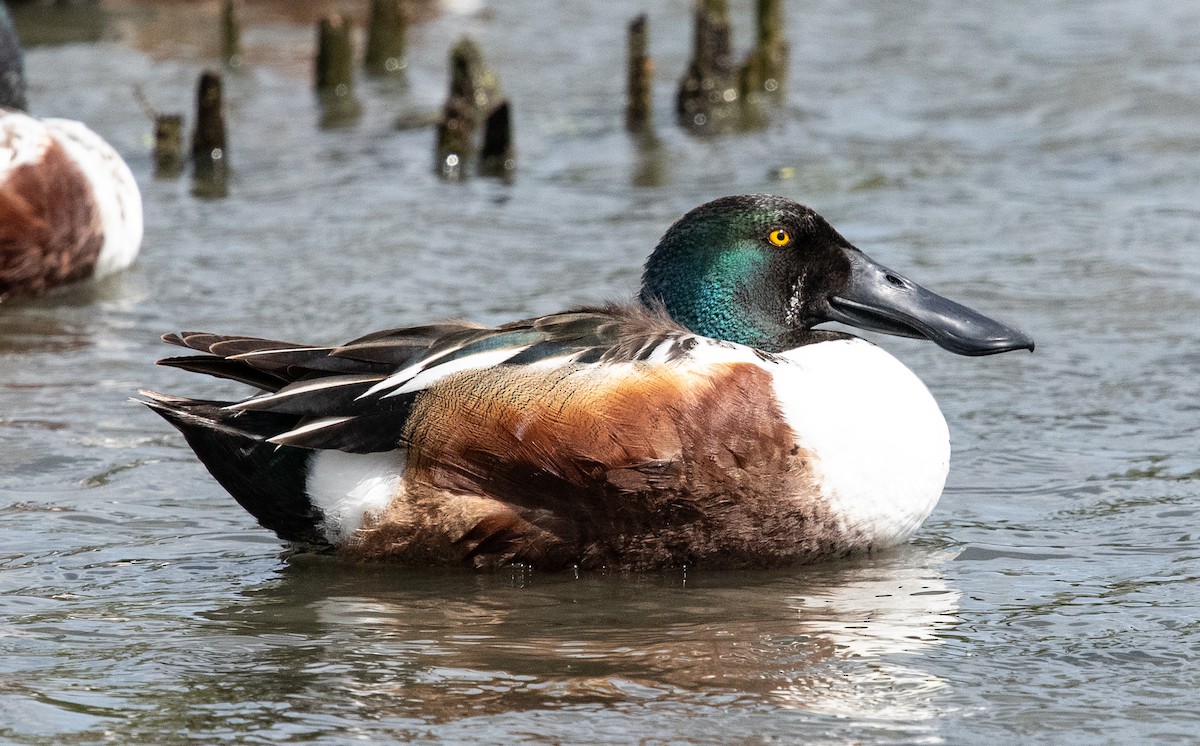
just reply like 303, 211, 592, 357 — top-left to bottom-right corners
629, 133, 669, 189
774, 554, 960, 723
185, 549, 959, 731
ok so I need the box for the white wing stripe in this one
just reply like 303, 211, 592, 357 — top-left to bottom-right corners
229, 346, 333, 359
225, 374, 384, 411
268, 415, 355, 444
384, 346, 533, 398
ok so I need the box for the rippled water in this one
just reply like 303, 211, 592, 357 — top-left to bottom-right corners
2, 0, 1198, 743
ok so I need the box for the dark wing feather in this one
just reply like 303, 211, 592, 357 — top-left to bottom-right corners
157, 354, 293, 391
150, 304, 702, 456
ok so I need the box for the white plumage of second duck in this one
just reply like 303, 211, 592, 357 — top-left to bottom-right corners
0, 3, 142, 300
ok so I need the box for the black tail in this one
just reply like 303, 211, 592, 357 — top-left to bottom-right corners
139, 392, 331, 549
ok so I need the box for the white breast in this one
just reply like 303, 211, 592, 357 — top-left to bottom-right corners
766, 338, 950, 549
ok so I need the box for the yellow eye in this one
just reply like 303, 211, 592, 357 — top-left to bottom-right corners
768, 228, 791, 247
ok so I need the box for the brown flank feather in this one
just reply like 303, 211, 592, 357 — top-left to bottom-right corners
0, 138, 103, 299
346, 361, 846, 570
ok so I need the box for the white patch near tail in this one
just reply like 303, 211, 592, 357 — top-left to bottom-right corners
43, 117, 143, 278
766, 338, 950, 549
306, 449, 406, 544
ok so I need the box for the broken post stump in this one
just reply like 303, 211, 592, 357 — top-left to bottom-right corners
191, 70, 228, 197
315, 14, 353, 91
625, 14, 653, 134
154, 113, 184, 178
738, 0, 787, 125
676, 0, 739, 135
222, 0, 243, 69
365, 0, 407, 76
479, 99, 515, 181
315, 14, 362, 126
435, 37, 507, 180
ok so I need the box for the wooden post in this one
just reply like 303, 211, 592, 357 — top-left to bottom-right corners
676, 0, 739, 135
315, 14, 354, 92
435, 37, 503, 180
364, 0, 406, 76
315, 14, 361, 126
625, 14, 653, 134
191, 70, 228, 197
222, 0, 243, 69
479, 100, 515, 181
739, 0, 788, 117
154, 113, 184, 178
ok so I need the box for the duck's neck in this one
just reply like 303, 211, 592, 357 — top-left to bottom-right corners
640, 241, 791, 352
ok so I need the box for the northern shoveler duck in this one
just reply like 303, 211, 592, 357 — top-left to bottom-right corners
0, 3, 143, 300
140, 195, 1033, 570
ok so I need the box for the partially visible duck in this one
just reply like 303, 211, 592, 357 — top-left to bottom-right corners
0, 2, 142, 300
140, 195, 1033, 571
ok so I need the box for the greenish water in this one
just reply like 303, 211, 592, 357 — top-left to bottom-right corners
2, 0, 1198, 743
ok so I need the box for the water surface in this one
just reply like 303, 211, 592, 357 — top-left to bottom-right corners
2, 0, 1198, 743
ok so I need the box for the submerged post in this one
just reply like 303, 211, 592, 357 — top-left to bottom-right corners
364, 0, 407, 76
191, 70, 228, 197
676, 0, 739, 135
625, 14, 653, 134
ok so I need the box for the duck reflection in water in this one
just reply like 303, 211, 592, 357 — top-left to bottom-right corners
178, 549, 960, 732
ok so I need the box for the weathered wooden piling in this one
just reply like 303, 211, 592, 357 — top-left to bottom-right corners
364, 0, 406, 76
315, 14, 362, 126
435, 96, 472, 180
435, 37, 505, 180
222, 0, 243, 69
154, 113, 184, 178
676, 0, 739, 135
738, 0, 787, 113
625, 14, 653, 134
315, 14, 354, 92
479, 100, 515, 180
191, 70, 228, 197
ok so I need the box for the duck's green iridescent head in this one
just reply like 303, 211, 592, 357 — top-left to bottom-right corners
640, 194, 1035, 356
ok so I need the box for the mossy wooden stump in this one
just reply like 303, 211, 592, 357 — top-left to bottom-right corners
676, 0, 739, 136
435, 37, 512, 181
222, 0, 243, 69
154, 113, 184, 178
738, 0, 788, 128
315, 14, 362, 126
191, 70, 228, 198
625, 14, 653, 134
365, 0, 406, 76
